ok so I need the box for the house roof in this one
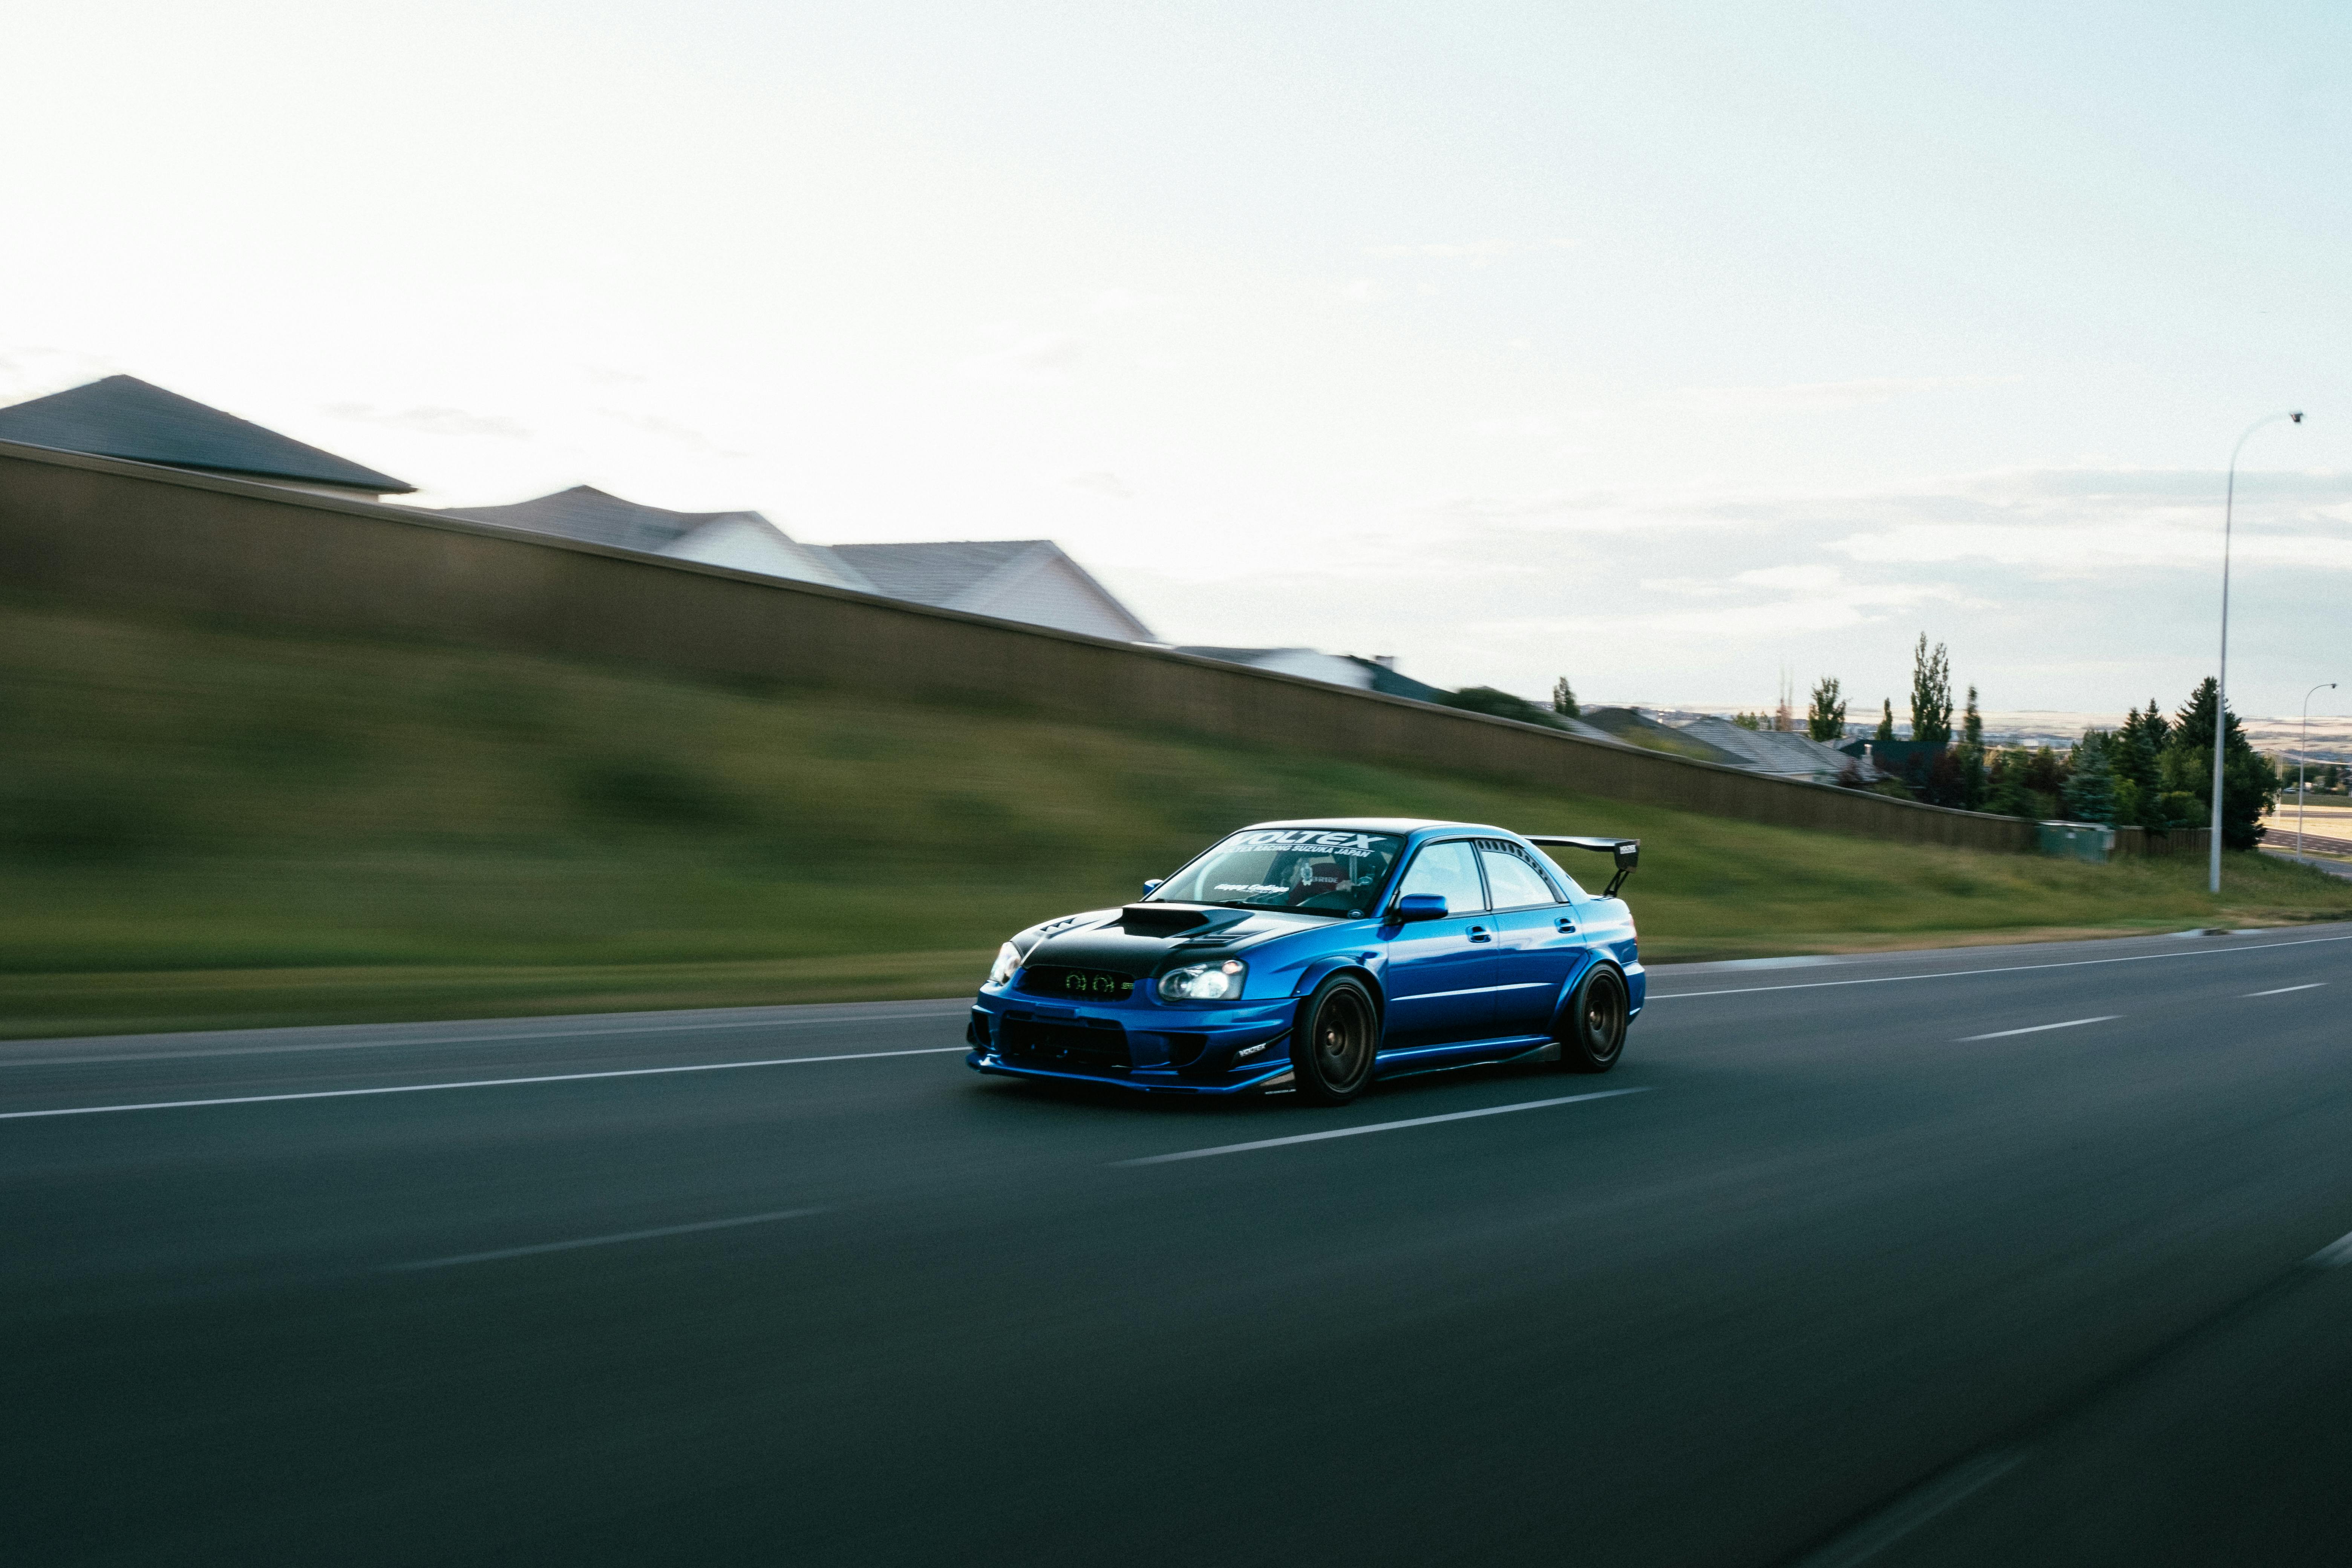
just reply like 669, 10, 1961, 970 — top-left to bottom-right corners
822, 539, 1152, 639
821, 540, 1049, 608
1677, 716, 1856, 778
443, 485, 767, 554
0, 375, 413, 494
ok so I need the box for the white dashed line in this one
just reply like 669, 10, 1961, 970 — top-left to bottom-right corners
1957, 1017, 2118, 1042
0, 1046, 971, 1121
2308, 1230, 2352, 1269
390, 1207, 826, 1271
2247, 983, 2326, 998
1648, 931, 2352, 1001
1115, 1087, 1649, 1165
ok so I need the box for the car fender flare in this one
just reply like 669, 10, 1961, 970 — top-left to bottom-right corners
1289, 960, 1385, 1034
1548, 956, 1626, 1038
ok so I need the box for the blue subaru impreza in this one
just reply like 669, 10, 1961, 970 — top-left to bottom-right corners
966, 818, 1642, 1105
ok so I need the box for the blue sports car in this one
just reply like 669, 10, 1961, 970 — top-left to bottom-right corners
966, 818, 1642, 1105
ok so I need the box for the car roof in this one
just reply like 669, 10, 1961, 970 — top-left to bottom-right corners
1236, 817, 1516, 839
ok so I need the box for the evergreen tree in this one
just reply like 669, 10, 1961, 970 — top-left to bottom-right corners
1909, 635, 1954, 744
1957, 686, 1988, 809
1875, 698, 1897, 743
2063, 732, 2118, 825
1550, 677, 1580, 719
1732, 712, 1767, 731
2163, 677, 2280, 850
2111, 700, 2166, 826
1805, 676, 1847, 742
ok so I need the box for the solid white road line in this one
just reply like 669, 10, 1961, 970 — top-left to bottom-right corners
1115, 1087, 1649, 1166
0, 1045, 971, 1121
1956, 1016, 2120, 1042
2247, 983, 2327, 997
1792, 1450, 2026, 1568
389, 1207, 826, 1271
2309, 1230, 2352, 1269
0, 1006, 972, 1069
1648, 931, 2352, 1001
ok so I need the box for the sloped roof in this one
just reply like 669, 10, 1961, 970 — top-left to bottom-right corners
438, 486, 876, 591
1677, 716, 1855, 778
0, 375, 413, 494
441, 485, 758, 553
818, 539, 1152, 639
1580, 706, 1747, 765
821, 540, 1049, 608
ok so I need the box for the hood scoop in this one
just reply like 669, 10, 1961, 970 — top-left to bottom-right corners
1116, 903, 1241, 937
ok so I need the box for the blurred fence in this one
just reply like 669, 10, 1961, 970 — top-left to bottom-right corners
0, 438, 2041, 853
2112, 827, 2211, 860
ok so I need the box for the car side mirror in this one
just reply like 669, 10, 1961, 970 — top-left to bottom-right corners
1392, 893, 1449, 922
1141, 878, 1164, 897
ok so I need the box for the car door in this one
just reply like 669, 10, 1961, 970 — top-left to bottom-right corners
1481, 841, 1584, 1039
1378, 839, 1496, 1051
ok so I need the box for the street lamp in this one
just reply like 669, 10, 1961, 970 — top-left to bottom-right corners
2300, 680, 2336, 859
2211, 409, 2305, 895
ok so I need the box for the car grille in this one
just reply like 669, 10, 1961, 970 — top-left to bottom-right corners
1018, 965, 1137, 1002
999, 1018, 1130, 1075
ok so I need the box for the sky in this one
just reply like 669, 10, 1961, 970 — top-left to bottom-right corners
6, 1, 2350, 719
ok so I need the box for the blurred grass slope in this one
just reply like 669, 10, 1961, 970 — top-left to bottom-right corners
4, 597, 2345, 1038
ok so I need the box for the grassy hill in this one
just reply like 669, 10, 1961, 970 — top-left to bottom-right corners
4, 595, 2344, 1038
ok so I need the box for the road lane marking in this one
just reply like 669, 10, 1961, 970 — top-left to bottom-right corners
1957, 1016, 2119, 1042
2309, 1230, 2352, 1269
389, 1207, 825, 1271
1648, 931, 2352, 1001
0, 1046, 971, 1121
0, 1007, 973, 1068
1792, 1449, 2025, 1568
2247, 983, 2326, 997
1114, 1087, 1649, 1165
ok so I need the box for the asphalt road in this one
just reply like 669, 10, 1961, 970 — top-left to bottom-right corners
8, 925, 2352, 1566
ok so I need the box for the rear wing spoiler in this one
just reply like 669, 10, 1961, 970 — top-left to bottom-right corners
1525, 836, 1640, 899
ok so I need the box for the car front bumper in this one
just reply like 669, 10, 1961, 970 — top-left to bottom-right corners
965, 986, 1300, 1094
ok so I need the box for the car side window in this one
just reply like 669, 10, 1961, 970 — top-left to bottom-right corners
1478, 847, 1558, 909
1394, 841, 1485, 913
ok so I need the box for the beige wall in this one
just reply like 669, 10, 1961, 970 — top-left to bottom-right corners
0, 439, 2040, 854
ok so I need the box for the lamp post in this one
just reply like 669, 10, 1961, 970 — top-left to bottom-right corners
2211, 410, 2305, 894
2300, 681, 2336, 859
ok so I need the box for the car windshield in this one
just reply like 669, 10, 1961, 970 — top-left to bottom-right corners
1149, 828, 1407, 916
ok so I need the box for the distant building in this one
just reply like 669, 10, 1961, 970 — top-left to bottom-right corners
0, 375, 414, 499
1172, 647, 1450, 702
1677, 716, 1857, 784
436, 485, 1152, 642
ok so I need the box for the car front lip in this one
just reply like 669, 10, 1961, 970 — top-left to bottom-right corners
967, 986, 1296, 1092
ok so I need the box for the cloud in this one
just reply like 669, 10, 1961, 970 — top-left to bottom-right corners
0, 346, 118, 403
1654, 375, 2017, 415
324, 402, 528, 438
591, 408, 746, 457
1066, 470, 1132, 500
1363, 240, 1576, 266
959, 326, 1083, 384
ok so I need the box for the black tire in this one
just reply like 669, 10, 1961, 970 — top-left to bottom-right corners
1558, 965, 1629, 1073
1290, 975, 1380, 1106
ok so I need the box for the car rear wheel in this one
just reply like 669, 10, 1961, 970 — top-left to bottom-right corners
1559, 965, 1628, 1073
1290, 975, 1379, 1106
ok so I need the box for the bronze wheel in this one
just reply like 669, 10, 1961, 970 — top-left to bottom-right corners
1291, 976, 1379, 1105
1560, 965, 1628, 1073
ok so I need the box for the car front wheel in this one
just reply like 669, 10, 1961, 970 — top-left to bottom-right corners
1559, 964, 1628, 1073
1290, 975, 1379, 1106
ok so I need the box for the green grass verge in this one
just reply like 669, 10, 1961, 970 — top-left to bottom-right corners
4, 596, 2346, 1038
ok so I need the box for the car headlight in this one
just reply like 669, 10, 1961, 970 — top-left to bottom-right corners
1158, 959, 1246, 1002
988, 942, 1023, 987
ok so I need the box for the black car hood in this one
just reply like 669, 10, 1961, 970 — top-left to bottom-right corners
1021, 903, 1328, 976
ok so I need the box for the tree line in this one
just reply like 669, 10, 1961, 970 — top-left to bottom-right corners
1824, 636, 2282, 848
